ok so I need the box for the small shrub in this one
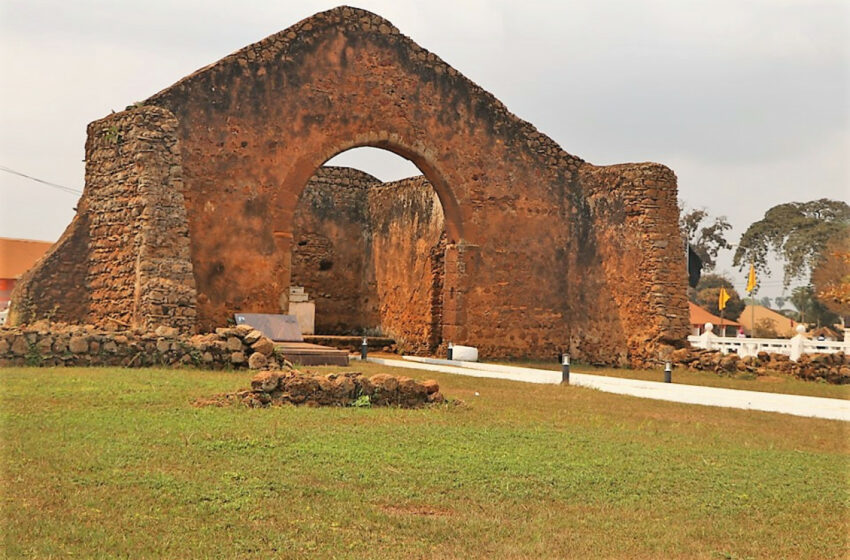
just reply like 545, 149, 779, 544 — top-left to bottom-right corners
352, 394, 371, 408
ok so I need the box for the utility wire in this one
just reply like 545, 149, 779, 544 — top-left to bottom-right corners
0, 165, 82, 195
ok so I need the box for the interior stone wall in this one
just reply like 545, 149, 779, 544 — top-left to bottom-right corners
292, 167, 379, 334
292, 167, 445, 353
293, 162, 689, 361
367, 176, 445, 352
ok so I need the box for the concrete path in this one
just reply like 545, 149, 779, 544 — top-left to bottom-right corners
364, 356, 850, 422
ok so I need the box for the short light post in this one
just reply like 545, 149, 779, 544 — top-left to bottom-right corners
447, 342, 453, 361
664, 361, 672, 383
361, 337, 368, 361
561, 354, 570, 384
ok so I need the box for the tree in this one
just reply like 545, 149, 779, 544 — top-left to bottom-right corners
692, 273, 745, 321
789, 285, 839, 327
811, 227, 850, 316
733, 199, 850, 288
680, 206, 732, 272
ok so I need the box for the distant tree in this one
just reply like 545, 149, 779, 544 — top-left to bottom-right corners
776, 308, 799, 321
758, 296, 772, 308
680, 206, 732, 272
789, 285, 839, 327
811, 227, 850, 316
692, 273, 745, 321
733, 199, 850, 288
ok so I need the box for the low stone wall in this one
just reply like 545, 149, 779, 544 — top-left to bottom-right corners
670, 347, 849, 384
0, 322, 279, 370
198, 370, 444, 408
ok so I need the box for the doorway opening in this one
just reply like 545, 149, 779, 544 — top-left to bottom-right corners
290, 147, 447, 354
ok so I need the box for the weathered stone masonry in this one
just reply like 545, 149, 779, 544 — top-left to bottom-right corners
10, 108, 196, 333
292, 167, 445, 353
10, 6, 690, 364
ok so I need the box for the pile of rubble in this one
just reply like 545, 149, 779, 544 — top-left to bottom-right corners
0, 321, 282, 370
197, 369, 445, 408
669, 347, 849, 384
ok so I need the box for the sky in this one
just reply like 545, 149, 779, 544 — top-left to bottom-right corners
0, 0, 847, 300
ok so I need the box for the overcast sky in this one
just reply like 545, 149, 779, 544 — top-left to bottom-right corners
1, 0, 847, 299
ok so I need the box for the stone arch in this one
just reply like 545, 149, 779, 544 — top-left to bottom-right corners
294, 137, 464, 243
283, 139, 462, 351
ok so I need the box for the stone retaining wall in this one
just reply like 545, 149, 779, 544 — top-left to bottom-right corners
0, 322, 278, 370
670, 347, 849, 384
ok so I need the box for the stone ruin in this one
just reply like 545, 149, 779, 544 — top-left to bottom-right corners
8, 6, 690, 366
198, 370, 446, 409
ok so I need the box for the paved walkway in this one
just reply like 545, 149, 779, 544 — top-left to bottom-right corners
364, 356, 850, 422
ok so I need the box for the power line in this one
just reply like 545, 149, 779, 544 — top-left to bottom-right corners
0, 165, 82, 195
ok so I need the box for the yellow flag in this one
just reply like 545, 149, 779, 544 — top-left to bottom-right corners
746, 264, 757, 294
718, 287, 731, 311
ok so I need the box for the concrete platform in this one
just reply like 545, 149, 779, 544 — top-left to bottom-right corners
275, 342, 349, 366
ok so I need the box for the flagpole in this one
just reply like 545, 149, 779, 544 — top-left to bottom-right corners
751, 294, 755, 337
748, 263, 757, 338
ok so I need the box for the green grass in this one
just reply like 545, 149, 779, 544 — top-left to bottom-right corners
496, 359, 850, 400
2, 365, 848, 559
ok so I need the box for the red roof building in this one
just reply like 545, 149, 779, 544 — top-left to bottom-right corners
0, 238, 53, 309
688, 301, 742, 337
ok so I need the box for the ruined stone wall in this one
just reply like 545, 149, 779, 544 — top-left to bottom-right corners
143, 6, 583, 356
572, 163, 690, 365
8, 213, 90, 326
9, 107, 197, 333
12, 6, 691, 365
294, 161, 687, 363
292, 167, 445, 353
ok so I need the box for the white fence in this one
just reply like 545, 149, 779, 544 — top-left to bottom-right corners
688, 323, 849, 361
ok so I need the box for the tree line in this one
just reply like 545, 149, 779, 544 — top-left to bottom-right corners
682, 198, 849, 332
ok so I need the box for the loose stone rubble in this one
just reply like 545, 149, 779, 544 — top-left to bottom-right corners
196, 369, 445, 409
669, 347, 849, 384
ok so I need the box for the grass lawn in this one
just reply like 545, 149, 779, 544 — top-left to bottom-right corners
2, 364, 848, 559
496, 359, 850, 400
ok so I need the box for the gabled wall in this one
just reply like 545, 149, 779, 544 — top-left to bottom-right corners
10, 7, 690, 365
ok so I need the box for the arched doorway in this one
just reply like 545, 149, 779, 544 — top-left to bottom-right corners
289, 147, 449, 353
